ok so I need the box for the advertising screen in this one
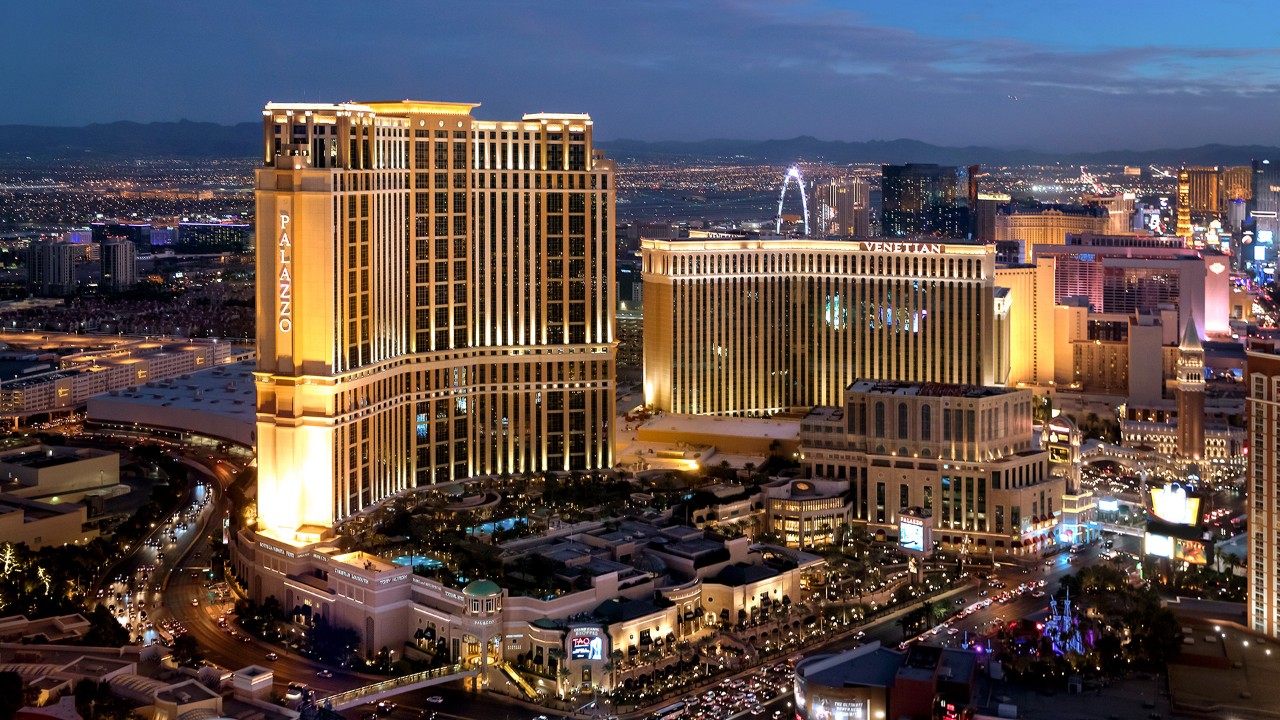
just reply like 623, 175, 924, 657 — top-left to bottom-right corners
1097, 498, 1119, 513
569, 630, 604, 661
1149, 484, 1201, 526
1145, 532, 1173, 559
1173, 538, 1209, 565
899, 517, 924, 552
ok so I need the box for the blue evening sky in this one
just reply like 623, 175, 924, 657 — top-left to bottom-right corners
3, 0, 1278, 150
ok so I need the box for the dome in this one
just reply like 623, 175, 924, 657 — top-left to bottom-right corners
463, 579, 502, 597
633, 552, 668, 576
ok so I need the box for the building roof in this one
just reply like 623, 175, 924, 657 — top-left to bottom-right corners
641, 413, 800, 441
847, 379, 1017, 399
797, 643, 903, 689
463, 579, 502, 597
1181, 318, 1203, 350
710, 563, 779, 587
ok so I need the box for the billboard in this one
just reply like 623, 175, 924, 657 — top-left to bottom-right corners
1173, 538, 1209, 565
1149, 483, 1201, 526
569, 628, 605, 661
1144, 532, 1173, 559
1145, 532, 1210, 565
900, 517, 924, 552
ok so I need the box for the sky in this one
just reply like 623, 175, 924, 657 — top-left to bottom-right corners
4, 0, 1280, 151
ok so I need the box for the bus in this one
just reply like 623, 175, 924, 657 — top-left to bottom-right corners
652, 701, 686, 720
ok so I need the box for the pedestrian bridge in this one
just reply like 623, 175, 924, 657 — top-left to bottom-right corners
320, 664, 478, 711
1094, 521, 1145, 538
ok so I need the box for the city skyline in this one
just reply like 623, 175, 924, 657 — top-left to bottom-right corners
5, 1, 1280, 150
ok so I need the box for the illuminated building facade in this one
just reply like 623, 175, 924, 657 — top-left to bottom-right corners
253, 100, 615, 537
764, 474, 853, 548
1248, 344, 1280, 637
641, 238, 1004, 415
994, 204, 1109, 258
1033, 243, 1230, 338
800, 380, 1064, 556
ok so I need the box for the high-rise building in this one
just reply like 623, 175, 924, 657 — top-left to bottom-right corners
1177, 166, 1223, 237
26, 240, 77, 297
642, 237, 1004, 415
254, 100, 615, 538
1083, 193, 1136, 235
90, 221, 152, 254
100, 239, 137, 292
175, 222, 253, 253
812, 178, 870, 237
1247, 342, 1280, 636
880, 164, 968, 238
1251, 159, 1280, 244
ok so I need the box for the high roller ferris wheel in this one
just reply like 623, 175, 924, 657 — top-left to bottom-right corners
775, 165, 810, 236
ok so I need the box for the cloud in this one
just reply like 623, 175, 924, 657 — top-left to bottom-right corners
1, 0, 1277, 150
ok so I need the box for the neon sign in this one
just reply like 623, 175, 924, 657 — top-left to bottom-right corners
278, 213, 293, 333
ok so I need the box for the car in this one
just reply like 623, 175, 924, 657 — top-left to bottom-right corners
426, 696, 444, 703
265, 652, 279, 661
317, 669, 334, 678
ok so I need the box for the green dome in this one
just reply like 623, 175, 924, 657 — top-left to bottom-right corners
463, 579, 502, 597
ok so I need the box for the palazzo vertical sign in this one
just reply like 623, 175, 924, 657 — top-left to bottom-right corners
278, 212, 293, 333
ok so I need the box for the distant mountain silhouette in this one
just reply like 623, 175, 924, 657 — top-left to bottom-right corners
0, 121, 1275, 166
0, 120, 260, 159
598, 136, 1280, 167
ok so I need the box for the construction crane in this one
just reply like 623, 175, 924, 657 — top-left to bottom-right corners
1148, 165, 1174, 179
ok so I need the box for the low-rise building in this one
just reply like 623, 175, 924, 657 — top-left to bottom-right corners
234, 517, 821, 694
800, 380, 1065, 557
795, 642, 979, 720
764, 476, 852, 548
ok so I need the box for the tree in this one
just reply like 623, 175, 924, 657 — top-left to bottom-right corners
0, 672, 36, 720
309, 616, 360, 667
172, 634, 201, 666
73, 679, 133, 720
81, 604, 130, 647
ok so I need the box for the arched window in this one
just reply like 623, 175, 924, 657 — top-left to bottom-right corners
874, 402, 885, 438
921, 405, 932, 441
898, 403, 909, 439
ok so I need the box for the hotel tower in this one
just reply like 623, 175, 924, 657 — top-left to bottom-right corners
255, 101, 615, 539
642, 237, 1006, 415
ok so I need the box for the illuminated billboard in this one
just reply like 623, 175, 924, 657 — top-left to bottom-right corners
900, 517, 924, 552
1144, 532, 1173, 559
1145, 533, 1209, 565
1173, 538, 1209, 565
1149, 483, 1201, 526
898, 510, 931, 554
569, 628, 605, 661
1097, 498, 1119, 513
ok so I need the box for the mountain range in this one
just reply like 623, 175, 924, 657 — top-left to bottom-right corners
0, 120, 1276, 167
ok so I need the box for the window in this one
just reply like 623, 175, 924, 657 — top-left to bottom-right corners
898, 402, 908, 439
921, 405, 932, 441
875, 402, 885, 438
